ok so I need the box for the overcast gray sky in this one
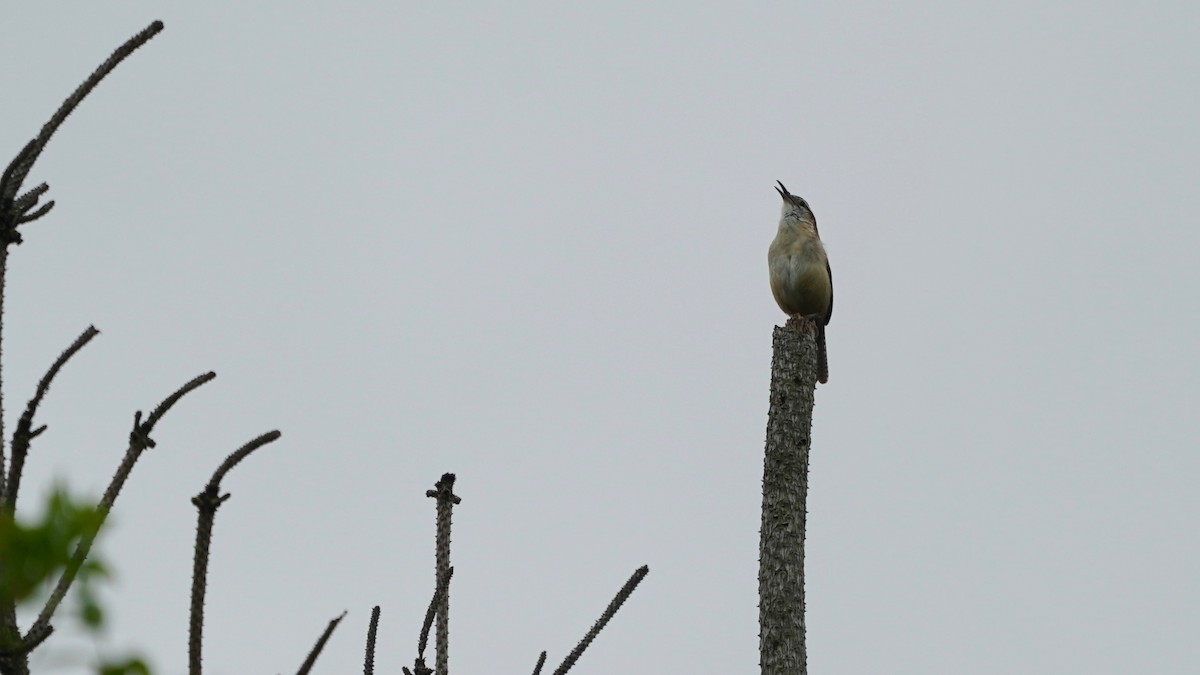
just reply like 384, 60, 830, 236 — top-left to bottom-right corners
3, 2, 1198, 673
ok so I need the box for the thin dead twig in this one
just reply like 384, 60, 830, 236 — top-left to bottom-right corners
363, 605, 380, 675
1, 20, 164, 204
3, 326, 99, 511
550, 565, 649, 675
25, 371, 216, 641
188, 430, 281, 675
296, 612, 346, 675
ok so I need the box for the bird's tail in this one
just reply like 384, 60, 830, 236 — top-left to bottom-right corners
816, 324, 829, 384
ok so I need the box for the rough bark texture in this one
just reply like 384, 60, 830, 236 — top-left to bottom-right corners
426, 474, 459, 675
0, 216, 26, 675
188, 430, 280, 675
188, 491, 217, 675
759, 319, 818, 675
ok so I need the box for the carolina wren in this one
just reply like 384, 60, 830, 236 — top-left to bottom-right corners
768, 181, 832, 383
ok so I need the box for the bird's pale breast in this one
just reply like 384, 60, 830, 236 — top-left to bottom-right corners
769, 236, 831, 318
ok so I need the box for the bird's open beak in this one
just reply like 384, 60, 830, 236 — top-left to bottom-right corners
775, 180, 791, 202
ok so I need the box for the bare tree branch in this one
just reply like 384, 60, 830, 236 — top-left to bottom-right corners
0, 141, 36, 223
10, 184, 48, 215
759, 319, 820, 674
24, 371, 217, 640
531, 650, 547, 675
12, 625, 50, 657
296, 612, 346, 675
143, 371, 216, 431
0, 21, 164, 205
363, 605, 380, 675
425, 473, 460, 675
8, 184, 53, 230
188, 430, 281, 675
0, 621, 51, 675
0, 140, 39, 248
416, 566, 453, 668
4, 326, 99, 512
0, 20, 163, 250
14, 202, 53, 227
551, 565, 650, 675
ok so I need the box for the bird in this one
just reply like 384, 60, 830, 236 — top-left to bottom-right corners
768, 181, 832, 383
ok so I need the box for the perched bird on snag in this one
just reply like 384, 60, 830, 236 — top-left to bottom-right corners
768, 181, 832, 383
